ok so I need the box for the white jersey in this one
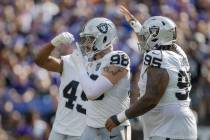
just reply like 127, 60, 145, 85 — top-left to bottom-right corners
139, 45, 197, 139
86, 50, 131, 128
52, 53, 87, 136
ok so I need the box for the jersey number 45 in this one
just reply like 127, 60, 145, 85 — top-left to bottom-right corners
63, 80, 87, 115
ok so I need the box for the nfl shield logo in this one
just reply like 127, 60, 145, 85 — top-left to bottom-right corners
97, 23, 108, 33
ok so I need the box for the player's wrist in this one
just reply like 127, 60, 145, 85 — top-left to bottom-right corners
51, 38, 60, 48
117, 110, 128, 123
129, 18, 142, 33
110, 110, 128, 126
50, 42, 57, 48
50, 32, 75, 48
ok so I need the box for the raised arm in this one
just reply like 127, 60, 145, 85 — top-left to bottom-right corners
35, 32, 74, 73
120, 5, 142, 34
35, 43, 62, 73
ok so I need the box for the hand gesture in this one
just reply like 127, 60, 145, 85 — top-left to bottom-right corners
119, 5, 135, 22
51, 32, 75, 47
120, 5, 142, 33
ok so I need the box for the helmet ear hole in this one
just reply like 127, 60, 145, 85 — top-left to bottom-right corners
103, 36, 107, 43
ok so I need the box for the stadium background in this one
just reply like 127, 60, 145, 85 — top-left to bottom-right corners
0, 0, 210, 139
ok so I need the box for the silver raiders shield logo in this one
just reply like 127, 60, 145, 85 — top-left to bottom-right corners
97, 23, 108, 33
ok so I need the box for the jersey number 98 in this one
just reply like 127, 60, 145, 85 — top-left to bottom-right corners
110, 54, 129, 67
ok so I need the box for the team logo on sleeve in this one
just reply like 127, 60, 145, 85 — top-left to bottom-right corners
97, 23, 108, 33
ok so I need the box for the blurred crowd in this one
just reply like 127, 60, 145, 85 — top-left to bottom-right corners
0, 0, 210, 139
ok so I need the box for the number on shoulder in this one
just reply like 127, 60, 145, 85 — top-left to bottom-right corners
144, 51, 162, 68
110, 51, 130, 68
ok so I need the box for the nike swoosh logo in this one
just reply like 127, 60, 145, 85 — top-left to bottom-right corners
110, 135, 118, 139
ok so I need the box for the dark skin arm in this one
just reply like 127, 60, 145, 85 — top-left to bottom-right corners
106, 66, 169, 131
34, 43, 63, 73
125, 67, 169, 118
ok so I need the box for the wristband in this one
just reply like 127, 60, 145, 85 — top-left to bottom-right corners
116, 110, 128, 123
129, 19, 142, 33
110, 115, 121, 126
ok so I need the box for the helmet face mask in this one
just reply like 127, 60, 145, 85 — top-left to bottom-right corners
78, 34, 96, 57
137, 34, 147, 53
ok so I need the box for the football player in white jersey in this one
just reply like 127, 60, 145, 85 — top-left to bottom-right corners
71, 17, 131, 140
35, 32, 87, 140
105, 6, 197, 140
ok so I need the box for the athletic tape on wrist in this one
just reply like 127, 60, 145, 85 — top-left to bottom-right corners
116, 110, 128, 123
129, 19, 142, 33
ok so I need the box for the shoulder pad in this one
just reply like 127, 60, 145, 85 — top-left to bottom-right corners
104, 51, 130, 70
